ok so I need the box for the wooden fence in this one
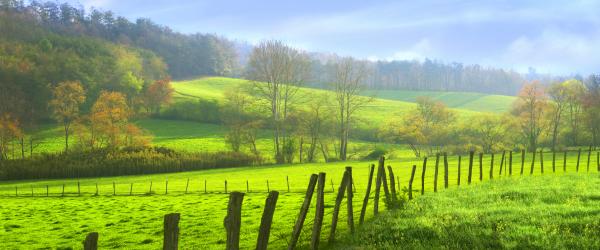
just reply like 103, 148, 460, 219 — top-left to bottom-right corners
4, 149, 600, 249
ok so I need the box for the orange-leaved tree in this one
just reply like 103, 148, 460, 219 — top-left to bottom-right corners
50, 81, 86, 152
0, 114, 22, 160
91, 91, 131, 149
144, 78, 174, 115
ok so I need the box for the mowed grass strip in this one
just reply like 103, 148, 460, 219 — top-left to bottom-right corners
335, 173, 600, 249
0, 150, 598, 248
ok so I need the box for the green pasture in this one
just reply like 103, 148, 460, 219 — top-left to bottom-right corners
336, 173, 600, 249
1, 150, 598, 249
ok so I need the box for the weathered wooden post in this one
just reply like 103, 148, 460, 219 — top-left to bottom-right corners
597, 151, 599, 172
246, 180, 250, 193
47, 185, 49, 197
530, 149, 536, 175
287, 176, 290, 193
443, 153, 449, 189
421, 157, 427, 194
130, 183, 133, 196
563, 151, 568, 172
256, 191, 279, 250
95, 183, 98, 196
185, 178, 189, 194
489, 153, 495, 179
509, 150, 513, 176
374, 164, 382, 215
520, 149, 525, 175
83, 232, 99, 250
224, 192, 244, 250
310, 172, 326, 250
204, 180, 207, 194
587, 146, 592, 172
434, 153, 440, 192
576, 148, 581, 172
387, 166, 397, 201
408, 165, 417, 200
359, 165, 375, 225
478, 153, 483, 181
224, 180, 228, 194
77, 181, 81, 196
552, 151, 556, 173
346, 167, 354, 234
379, 157, 391, 206
165, 179, 168, 195
499, 151, 505, 176
62, 183, 65, 197
289, 174, 318, 250
113, 182, 116, 196
540, 149, 544, 174
149, 181, 153, 195
468, 151, 474, 184
163, 213, 180, 250
329, 170, 349, 243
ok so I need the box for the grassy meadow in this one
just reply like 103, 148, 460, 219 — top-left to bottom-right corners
336, 173, 600, 249
0, 150, 598, 249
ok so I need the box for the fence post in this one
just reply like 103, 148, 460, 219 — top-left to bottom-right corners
520, 149, 525, 175
499, 151, 505, 176
530, 149, 536, 175
408, 165, 417, 200
62, 184, 65, 197
224, 192, 244, 250
379, 157, 391, 206
246, 180, 250, 193
374, 164, 382, 215
310, 172, 326, 250
597, 151, 599, 172
479, 153, 483, 181
443, 153, 449, 189
15, 186, 18, 196
359, 165, 375, 225
552, 151, 556, 173
387, 166, 397, 201
165, 179, 168, 195
185, 178, 189, 194
421, 157, 428, 194
468, 151, 474, 184
95, 183, 98, 196
576, 148, 581, 172
46, 185, 49, 197
130, 183, 133, 196
163, 213, 180, 250
457, 155, 461, 186
490, 153, 495, 179
78, 181, 81, 196
540, 149, 544, 174
83, 232, 99, 250
256, 191, 279, 250
204, 180, 207, 194
434, 153, 439, 192
509, 150, 513, 176
563, 151, 567, 172
289, 174, 318, 250
267, 180, 270, 193
329, 170, 349, 244
346, 166, 354, 234
287, 176, 290, 193
224, 180, 228, 194
587, 146, 592, 172
149, 181, 153, 195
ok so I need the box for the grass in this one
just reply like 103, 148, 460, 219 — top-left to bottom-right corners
1, 150, 598, 249
335, 173, 600, 249
361, 89, 517, 113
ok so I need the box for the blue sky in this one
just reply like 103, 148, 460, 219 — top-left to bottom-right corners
63, 0, 600, 75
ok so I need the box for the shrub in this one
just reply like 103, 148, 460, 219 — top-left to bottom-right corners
363, 148, 388, 160
0, 148, 259, 180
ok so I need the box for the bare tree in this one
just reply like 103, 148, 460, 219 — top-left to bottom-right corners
246, 40, 310, 163
331, 57, 371, 161
547, 81, 568, 151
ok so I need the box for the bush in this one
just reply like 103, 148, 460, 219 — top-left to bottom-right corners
0, 148, 259, 180
363, 148, 388, 160
158, 99, 221, 123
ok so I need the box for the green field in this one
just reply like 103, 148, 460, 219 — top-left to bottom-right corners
336, 174, 600, 249
1, 150, 597, 249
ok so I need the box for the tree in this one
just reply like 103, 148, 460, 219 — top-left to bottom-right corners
547, 81, 569, 151
583, 74, 600, 148
562, 79, 586, 146
144, 78, 174, 115
379, 96, 454, 157
511, 81, 548, 152
246, 40, 310, 163
298, 96, 333, 162
331, 57, 371, 161
90, 91, 130, 148
49, 81, 86, 152
461, 114, 515, 153
0, 113, 22, 160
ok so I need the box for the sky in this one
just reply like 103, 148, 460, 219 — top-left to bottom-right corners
61, 0, 600, 75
